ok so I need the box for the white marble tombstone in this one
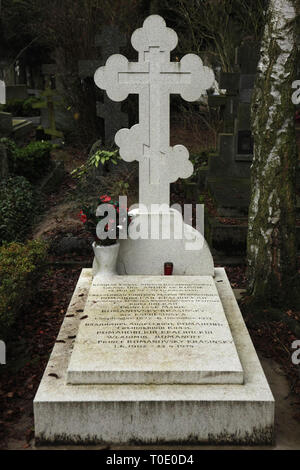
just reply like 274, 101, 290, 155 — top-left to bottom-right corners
95, 15, 215, 276
34, 15, 274, 446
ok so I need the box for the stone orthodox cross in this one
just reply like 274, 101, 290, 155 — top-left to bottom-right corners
94, 15, 214, 207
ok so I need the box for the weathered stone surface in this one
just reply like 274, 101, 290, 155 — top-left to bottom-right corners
219, 72, 240, 92
207, 133, 252, 190
34, 268, 275, 445
67, 275, 243, 385
240, 89, 253, 104
12, 118, 33, 141
237, 103, 251, 130
208, 94, 227, 107
239, 74, 256, 90
6, 84, 28, 101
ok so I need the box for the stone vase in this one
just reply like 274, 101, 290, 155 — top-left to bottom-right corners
92, 241, 120, 277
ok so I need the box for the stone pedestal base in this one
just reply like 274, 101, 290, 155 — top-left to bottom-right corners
34, 269, 274, 445
117, 209, 214, 276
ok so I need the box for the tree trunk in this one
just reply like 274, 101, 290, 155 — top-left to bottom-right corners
247, 0, 299, 307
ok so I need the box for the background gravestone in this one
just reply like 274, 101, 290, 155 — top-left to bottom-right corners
5, 84, 28, 101
78, 25, 129, 147
38, 64, 75, 134
0, 79, 5, 104
206, 40, 260, 217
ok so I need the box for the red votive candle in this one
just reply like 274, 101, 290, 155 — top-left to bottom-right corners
164, 262, 173, 275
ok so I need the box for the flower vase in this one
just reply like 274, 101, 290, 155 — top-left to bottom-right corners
92, 241, 120, 277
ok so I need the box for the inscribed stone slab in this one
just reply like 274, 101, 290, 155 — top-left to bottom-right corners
67, 276, 243, 385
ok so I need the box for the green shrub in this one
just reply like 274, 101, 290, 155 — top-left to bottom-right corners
22, 97, 41, 116
0, 176, 39, 243
0, 240, 48, 338
71, 149, 120, 180
0, 139, 53, 181
0, 138, 18, 173
0, 99, 24, 116
0, 137, 17, 155
13, 141, 53, 182
0, 97, 40, 116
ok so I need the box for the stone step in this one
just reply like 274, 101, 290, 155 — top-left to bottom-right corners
14, 115, 41, 127
12, 118, 34, 141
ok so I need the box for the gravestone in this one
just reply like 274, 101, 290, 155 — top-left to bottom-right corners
33, 81, 63, 139
95, 17, 214, 274
34, 16, 274, 445
78, 25, 128, 146
0, 79, 35, 141
207, 40, 260, 217
0, 80, 5, 104
67, 276, 243, 385
0, 111, 33, 142
37, 64, 74, 134
5, 84, 28, 101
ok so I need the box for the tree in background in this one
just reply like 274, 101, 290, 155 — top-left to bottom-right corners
247, 0, 300, 308
36, 0, 142, 147
0, 0, 48, 83
158, 0, 267, 71
0, 0, 142, 146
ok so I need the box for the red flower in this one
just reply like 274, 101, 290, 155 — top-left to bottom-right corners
78, 210, 87, 223
100, 195, 111, 203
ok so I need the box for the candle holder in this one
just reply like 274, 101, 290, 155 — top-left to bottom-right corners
164, 262, 173, 275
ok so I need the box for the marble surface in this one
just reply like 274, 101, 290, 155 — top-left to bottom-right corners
67, 275, 243, 385
94, 15, 215, 208
34, 269, 274, 445
117, 209, 214, 276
